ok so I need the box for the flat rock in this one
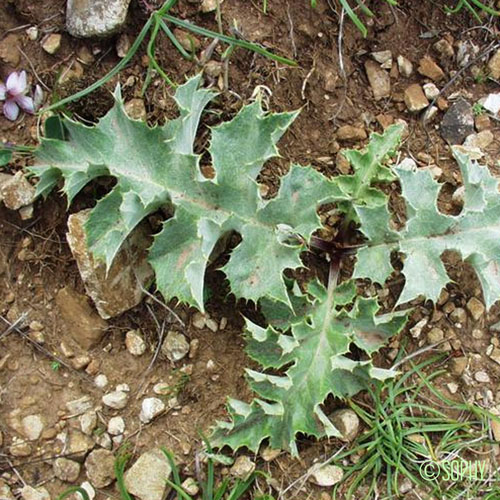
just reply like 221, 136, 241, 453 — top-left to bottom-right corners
85, 449, 115, 488
54, 457, 81, 482
336, 125, 367, 141
0, 172, 35, 210
124, 449, 172, 500
20, 486, 50, 500
309, 464, 343, 486
108, 416, 125, 435
102, 390, 128, 410
364, 60, 390, 100
66, 209, 154, 319
463, 130, 494, 151
67, 0, 131, 38
483, 93, 500, 115
21, 414, 44, 440
56, 286, 107, 350
418, 55, 445, 81
440, 98, 474, 145
67, 396, 93, 416
404, 84, 429, 112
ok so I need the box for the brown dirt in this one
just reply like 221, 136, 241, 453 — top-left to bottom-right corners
1, 0, 500, 499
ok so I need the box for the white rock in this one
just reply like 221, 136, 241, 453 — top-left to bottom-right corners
21, 414, 44, 440
94, 374, 108, 388
26, 27, 38, 40
331, 409, 360, 441
125, 329, 146, 356
410, 318, 427, 338
116, 383, 130, 392
42, 34, 61, 54
483, 93, 500, 115
108, 416, 125, 435
161, 331, 190, 362
102, 390, 128, 409
230, 456, 255, 480
397, 55, 413, 77
309, 464, 344, 486
475, 371, 490, 383
371, 50, 392, 69
181, 477, 199, 496
423, 82, 440, 100
140, 398, 165, 423
21, 487, 50, 500
200, 0, 224, 13
124, 449, 172, 500
67, 0, 132, 38
80, 410, 97, 435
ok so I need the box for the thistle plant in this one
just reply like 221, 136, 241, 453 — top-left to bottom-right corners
25, 75, 500, 456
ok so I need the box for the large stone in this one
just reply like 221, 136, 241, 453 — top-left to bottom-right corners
0, 172, 35, 210
56, 286, 107, 350
124, 449, 172, 500
440, 99, 474, 145
85, 449, 115, 488
365, 60, 390, 100
66, 210, 154, 319
66, 0, 131, 38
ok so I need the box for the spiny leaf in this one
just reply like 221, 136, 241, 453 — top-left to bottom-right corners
30, 75, 344, 310
212, 280, 407, 455
336, 123, 404, 219
354, 150, 500, 309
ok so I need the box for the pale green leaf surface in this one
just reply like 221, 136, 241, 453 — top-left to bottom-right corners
30, 75, 344, 309
212, 280, 407, 455
354, 152, 500, 309
336, 124, 403, 216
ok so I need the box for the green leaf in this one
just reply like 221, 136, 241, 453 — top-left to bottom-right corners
212, 280, 407, 455
354, 151, 500, 309
0, 149, 12, 166
29, 75, 344, 310
336, 124, 404, 219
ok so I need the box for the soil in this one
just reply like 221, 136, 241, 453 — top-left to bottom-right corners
1, 0, 500, 499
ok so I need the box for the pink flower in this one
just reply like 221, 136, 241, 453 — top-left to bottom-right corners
0, 71, 42, 121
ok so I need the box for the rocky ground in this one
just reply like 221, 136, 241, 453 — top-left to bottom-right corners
1, 0, 500, 499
